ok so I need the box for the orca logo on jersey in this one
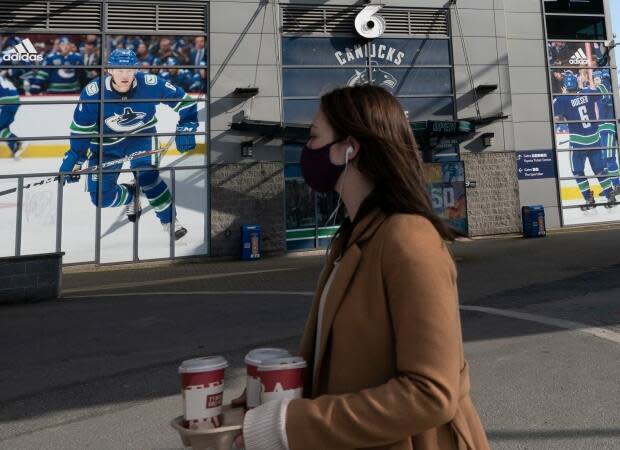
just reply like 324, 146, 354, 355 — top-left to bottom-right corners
105, 107, 147, 132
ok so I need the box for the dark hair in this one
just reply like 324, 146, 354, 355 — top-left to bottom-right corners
320, 85, 457, 255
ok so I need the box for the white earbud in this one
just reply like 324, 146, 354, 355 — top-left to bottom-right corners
345, 146, 353, 162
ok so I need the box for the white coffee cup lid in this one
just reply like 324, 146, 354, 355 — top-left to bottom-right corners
245, 348, 291, 366
178, 356, 228, 374
257, 356, 307, 371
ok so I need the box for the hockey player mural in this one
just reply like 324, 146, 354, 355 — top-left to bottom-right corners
58, 49, 198, 240
31, 36, 83, 94
0, 71, 23, 159
592, 70, 619, 193
553, 71, 617, 210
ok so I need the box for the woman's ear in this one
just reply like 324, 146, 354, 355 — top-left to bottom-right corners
345, 136, 361, 161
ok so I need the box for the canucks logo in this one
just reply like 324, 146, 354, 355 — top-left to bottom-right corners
105, 107, 147, 132
347, 62, 397, 92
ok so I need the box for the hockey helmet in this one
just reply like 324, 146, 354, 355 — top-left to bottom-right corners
592, 70, 603, 82
563, 71, 578, 91
58, 36, 71, 45
108, 48, 139, 67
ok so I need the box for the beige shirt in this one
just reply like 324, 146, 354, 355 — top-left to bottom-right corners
314, 260, 339, 373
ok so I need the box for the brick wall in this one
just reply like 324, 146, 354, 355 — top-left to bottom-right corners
210, 162, 285, 258
0, 253, 63, 304
461, 152, 522, 236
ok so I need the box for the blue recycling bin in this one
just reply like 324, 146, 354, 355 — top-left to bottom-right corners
241, 225, 261, 260
522, 205, 546, 238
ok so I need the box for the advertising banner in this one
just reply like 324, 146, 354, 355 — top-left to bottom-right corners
424, 161, 468, 234
0, 33, 208, 263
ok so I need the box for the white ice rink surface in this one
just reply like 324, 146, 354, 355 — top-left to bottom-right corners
0, 156, 208, 264
555, 136, 620, 226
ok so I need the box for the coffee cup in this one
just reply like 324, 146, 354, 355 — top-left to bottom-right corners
179, 356, 228, 429
244, 348, 290, 408
257, 356, 306, 404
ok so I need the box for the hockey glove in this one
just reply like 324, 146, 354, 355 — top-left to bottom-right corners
59, 150, 84, 184
175, 121, 198, 153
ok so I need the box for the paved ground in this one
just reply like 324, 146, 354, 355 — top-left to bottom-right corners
1, 227, 619, 449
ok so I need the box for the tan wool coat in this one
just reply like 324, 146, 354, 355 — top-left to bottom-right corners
284, 210, 490, 450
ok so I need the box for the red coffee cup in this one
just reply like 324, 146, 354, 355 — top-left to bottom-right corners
244, 348, 290, 408
178, 356, 228, 429
257, 356, 306, 404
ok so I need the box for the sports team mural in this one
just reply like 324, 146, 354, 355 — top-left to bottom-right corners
547, 41, 619, 225
0, 33, 208, 263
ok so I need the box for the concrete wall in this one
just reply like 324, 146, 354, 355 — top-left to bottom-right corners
461, 151, 521, 235
0, 253, 63, 303
210, 162, 285, 257
451, 0, 562, 232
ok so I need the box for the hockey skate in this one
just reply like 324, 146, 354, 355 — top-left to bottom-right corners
11, 141, 25, 161
163, 219, 187, 241
603, 189, 616, 209
579, 190, 596, 211
122, 183, 141, 222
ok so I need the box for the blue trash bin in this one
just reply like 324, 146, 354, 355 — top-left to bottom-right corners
522, 205, 546, 237
241, 225, 261, 260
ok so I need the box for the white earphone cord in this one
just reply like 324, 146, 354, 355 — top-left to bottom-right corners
324, 146, 352, 228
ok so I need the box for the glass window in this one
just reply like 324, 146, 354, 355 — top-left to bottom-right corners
545, 15, 606, 40
550, 68, 614, 95
282, 37, 368, 66
106, 35, 207, 67
283, 68, 364, 97
553, 93, 615, 122
371, 38, 451, 66
544, 0, 605, 15
1, 33, 101, 67
556, 148, 619, 178
547, 41, 608, 67
554, 122, 616, 149
285, 176, 314, 230
283, 99, 321, 124
383, 67, 453, 96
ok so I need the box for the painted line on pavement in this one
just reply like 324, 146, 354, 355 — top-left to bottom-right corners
64, 290, 315, 299
62, 268, 299, 295
62, 287, 620, 346
461, 305, 620, 345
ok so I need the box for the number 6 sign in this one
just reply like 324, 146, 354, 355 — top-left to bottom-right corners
355, 5, 386, 39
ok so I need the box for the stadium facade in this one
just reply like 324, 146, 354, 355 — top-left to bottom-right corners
0, 0, 618, 265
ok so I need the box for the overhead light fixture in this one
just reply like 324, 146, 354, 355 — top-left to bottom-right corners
241, 141, 254, 158
481, 132, 495, 147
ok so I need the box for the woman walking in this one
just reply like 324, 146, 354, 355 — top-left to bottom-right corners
236, 85, 490, 450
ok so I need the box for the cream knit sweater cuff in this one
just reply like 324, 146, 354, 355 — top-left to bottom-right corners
243, 398, 291, 450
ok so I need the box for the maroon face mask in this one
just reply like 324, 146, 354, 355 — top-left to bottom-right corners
300, 140, 345, 192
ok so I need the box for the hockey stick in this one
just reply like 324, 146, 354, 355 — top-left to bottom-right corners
0, 136, 175, 197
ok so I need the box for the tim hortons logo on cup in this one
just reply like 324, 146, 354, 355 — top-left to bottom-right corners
183, 382, 224, 421
206, 392, 223, 409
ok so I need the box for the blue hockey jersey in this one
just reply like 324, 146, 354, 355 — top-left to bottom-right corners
69, 71, 198, 158
32, 52, 83, 93
595, 79, 614, 121
553, 89, 601, 146
160, 69, 192, 91
0, 75, 20, 129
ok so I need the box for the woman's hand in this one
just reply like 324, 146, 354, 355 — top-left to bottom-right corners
231, 388, 247, 410
233, 432, 245, 449
231, 389, 247, 448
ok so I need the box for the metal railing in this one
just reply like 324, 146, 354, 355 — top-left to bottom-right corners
0, 164, 208, 264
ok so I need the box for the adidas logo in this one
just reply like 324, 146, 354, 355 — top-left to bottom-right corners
569, 48, 588, 65
2, 39, 43, 62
